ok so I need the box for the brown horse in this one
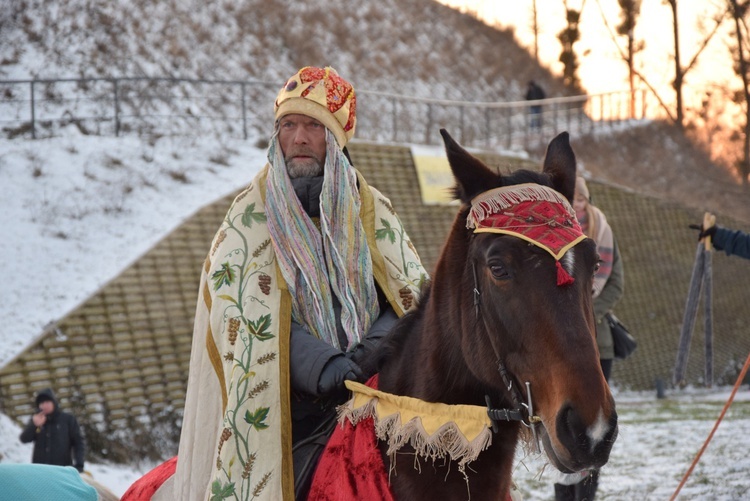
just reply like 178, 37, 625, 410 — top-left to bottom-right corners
311, 129, 618, 500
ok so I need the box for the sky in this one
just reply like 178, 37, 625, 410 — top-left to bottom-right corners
2, 130, 750, 499
439, 0, 737, 116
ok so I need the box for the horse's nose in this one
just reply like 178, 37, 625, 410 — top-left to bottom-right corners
555, 403, 618, 470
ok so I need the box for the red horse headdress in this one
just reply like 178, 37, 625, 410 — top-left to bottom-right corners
466, 183, 586, 286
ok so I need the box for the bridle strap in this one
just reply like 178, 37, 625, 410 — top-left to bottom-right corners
472, 258, 541, 450
472, 261, 481, 318
484, 363, 542, 453
485, 395, 525, 424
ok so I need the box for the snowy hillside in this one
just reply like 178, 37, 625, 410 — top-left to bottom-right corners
0, 0, 568, 102
1, 132, 266, 367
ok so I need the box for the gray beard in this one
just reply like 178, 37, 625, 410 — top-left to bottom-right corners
286, 158, 323, 179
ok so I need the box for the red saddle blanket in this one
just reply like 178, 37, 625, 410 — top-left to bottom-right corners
120, 456, 176, 501
307, 376, 394, 501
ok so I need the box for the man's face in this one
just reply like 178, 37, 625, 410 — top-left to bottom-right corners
277, 113, 327, 178
38, 400, 54, 415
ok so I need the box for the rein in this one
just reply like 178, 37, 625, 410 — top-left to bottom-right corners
472, 261, 542, 452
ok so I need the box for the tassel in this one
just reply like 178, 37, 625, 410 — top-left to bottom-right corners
556, 261, 575, 286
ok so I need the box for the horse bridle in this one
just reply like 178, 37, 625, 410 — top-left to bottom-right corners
472, 261, 542, 453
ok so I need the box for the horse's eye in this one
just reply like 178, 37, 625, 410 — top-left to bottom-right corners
490, 265, 509, 280
594, 260, 602, 273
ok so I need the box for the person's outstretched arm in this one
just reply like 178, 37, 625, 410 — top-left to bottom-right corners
712, 226, 750, 260
691, 223, 750, 260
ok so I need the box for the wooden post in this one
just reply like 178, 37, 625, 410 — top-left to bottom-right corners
702, 212, 715, 387
673, 243, 705, 387
673, 212, 715, 387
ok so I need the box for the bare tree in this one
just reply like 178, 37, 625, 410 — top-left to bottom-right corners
616, 0, 642, 118
594, 0, 677, 120
665, 0, 729, 129
531, 0, 540, 64
728, 0, 750, 185
558, 0, 587, 91
595, 0, 727, 125
666, 0, 685, 127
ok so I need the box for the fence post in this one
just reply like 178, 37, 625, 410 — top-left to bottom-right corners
459, 105, 465, 144
241, 83, 248, 140
506, 106, 512, 150
485, 107, 491, 148
391, 100, 397, 142
113, 79, 120, 137
425, 103, 432, 145
30, 80, 36, 139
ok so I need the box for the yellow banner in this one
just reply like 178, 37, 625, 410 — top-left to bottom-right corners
410, 145, 457, 205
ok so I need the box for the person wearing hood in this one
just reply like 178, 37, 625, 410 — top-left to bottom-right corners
19, 388, 85, 472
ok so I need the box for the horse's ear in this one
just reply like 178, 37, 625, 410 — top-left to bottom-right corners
440, 128, 499, 203
541, 131, 577, 202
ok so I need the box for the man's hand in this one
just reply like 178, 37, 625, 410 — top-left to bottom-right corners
689, 223, 717, 241
317, 355, 363, 396
32, 412, 46, 427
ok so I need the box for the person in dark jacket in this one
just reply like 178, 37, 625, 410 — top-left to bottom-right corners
19, 388, 85, 472
525, 80, 546, 130
692, 222, 750, 260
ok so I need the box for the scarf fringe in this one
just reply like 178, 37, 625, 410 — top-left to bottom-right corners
265, 129, 378, 349
467, 183, 574, 229
338, 394, 493, 471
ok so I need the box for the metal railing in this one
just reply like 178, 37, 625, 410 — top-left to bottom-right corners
0, 77, 653, 150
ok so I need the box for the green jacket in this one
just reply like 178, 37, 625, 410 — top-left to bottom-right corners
593, 241, 625, 360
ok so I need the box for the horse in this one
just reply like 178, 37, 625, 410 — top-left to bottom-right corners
307, 129, 618, 500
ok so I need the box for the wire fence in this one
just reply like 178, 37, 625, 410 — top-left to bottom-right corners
0, 77, 655, 150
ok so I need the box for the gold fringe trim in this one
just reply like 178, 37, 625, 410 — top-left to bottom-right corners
340, 381, 493, 470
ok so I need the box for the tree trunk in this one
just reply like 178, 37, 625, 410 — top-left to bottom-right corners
669, 0, 684, 129
730, 0, 750, 187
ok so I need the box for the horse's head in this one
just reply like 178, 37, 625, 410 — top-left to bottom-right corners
438, 129, 617, 474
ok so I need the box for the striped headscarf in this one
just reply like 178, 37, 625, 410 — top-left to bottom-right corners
265, 128, 379, 350
575, 177, 614, 298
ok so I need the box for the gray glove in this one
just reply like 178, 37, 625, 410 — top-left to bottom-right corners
317, 355, 363, 396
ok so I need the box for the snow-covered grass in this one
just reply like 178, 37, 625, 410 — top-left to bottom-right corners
515, 385, 750, 500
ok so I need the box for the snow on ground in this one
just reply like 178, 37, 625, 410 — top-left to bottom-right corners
2, 133, 750, 499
